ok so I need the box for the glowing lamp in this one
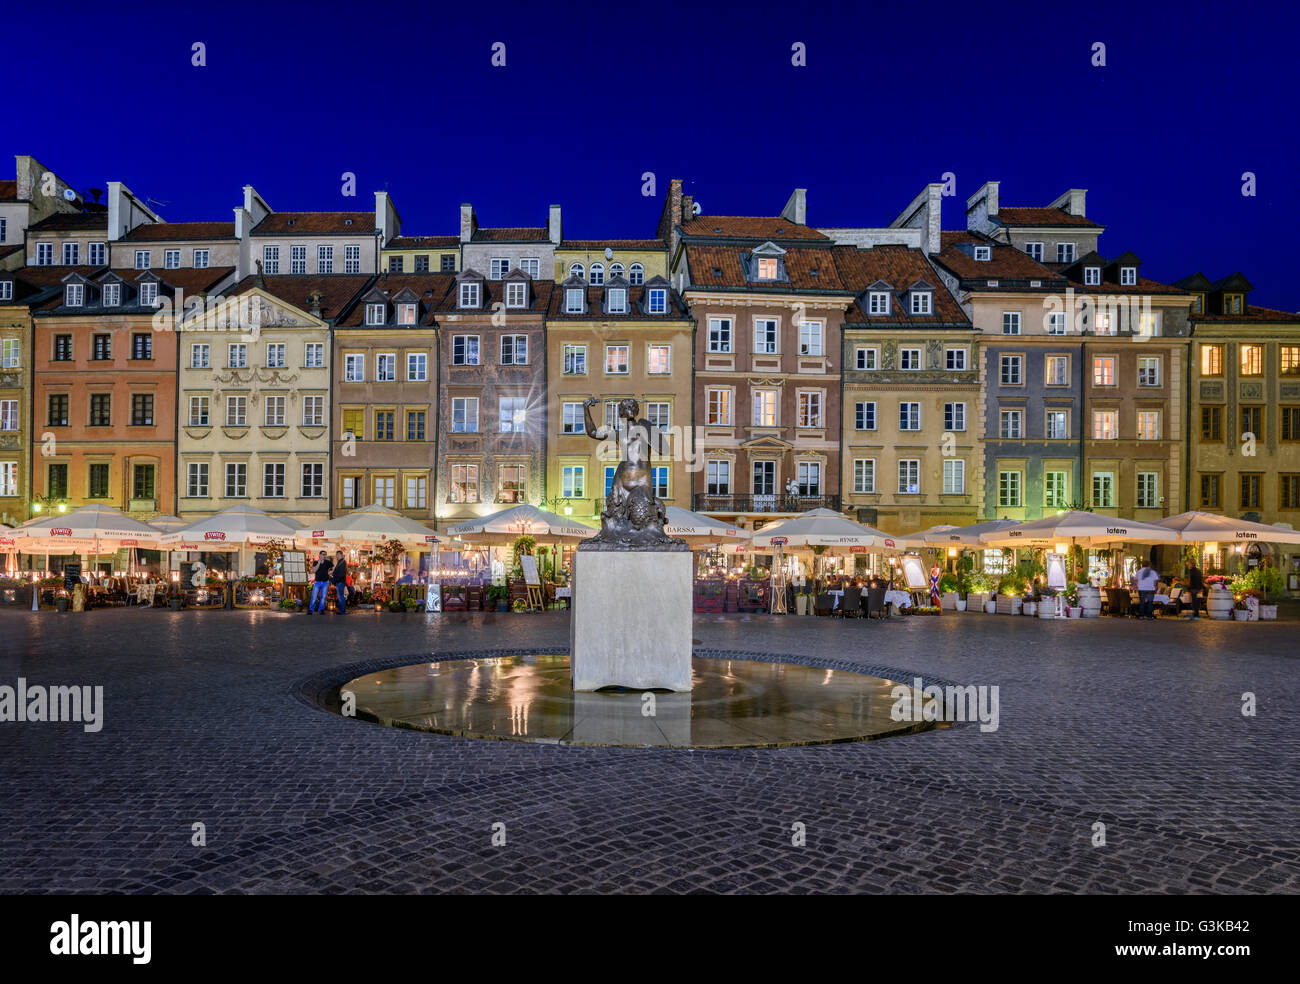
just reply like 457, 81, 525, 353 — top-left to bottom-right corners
947, 547, 957, 557
33, 503, 42, 512
1054, 542, 1068, 555
58, 503, 67, 513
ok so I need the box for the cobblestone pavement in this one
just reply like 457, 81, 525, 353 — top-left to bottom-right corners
0, 608, 1296, 894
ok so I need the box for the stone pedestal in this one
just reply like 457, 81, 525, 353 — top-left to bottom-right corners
570, 549, 693, 691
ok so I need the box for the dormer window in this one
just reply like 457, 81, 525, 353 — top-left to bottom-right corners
140, 282, 159, 306
1084, 267, 1101, 286
102, 283, 121, 307
366, 303, 386, 325
910, 292, 932, 315
1120, 267, 1137, 286
1224, 293, 1243, 314
974, 246, 991, 262
589, 263, 604, 285
1192, 294, 1205, 315
566, 288, 585, 313
610, 263, 624, 279
65, 284, 84, 307
459, 282, 481, 308
397, 303, 417, 325
646, 288, 667, 314
607, 288, 627, 314
505, 282, 527, 309
868, 292, 890, 315
757, 257, 778, 279
569, 263, 585, 279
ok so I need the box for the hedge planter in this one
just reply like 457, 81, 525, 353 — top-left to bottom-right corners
995, 595, 1022, 616
940, 591, 959, 611
1260, 604, 1278, 621
968, 592, 990, 612
984, 600, 997, 614
1022, 601, 1038, 617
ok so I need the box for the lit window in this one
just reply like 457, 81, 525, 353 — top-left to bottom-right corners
1092, 411, 1118, 440
1137, 411, 1160, 440
757, 257, 778, 279
1093, 356, 1115, 386
998, 470, 1021, 507
563, 344, 586, 374
1240, 345, 1263, 375
366, 303, 385, 325
647, 344, 671, 374
451, 465, 479, 503
1092, 472, 1115, 508
605, 345, 629, 374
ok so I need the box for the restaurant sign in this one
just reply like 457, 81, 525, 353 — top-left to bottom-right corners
770, 536, 788, 545
849, 546, 867, 553
119, 539, 138, 546
311, 530, 325, 538
204, 531, 226, 541
883, 538, 896, 549
51, 528, 73, 537
425, 536, 440, 543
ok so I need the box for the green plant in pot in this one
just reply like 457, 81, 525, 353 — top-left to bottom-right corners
486, 584, 509, 611
512, 598, 528, 613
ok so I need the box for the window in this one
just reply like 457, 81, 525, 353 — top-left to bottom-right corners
798, 321, 823, 355
706, 388, 731, 426
1092, 472, 1115, 508
899, 402, 921, 431
1138, 357, 1160, 386
853, 459, 875, 494
406, 410, 425, 441
187, 462, 208, 498
0, 281, 9, 301
450, 464, 480, 503
1200, 344, 1223, 376
708, 317, 732, 353
1281, 407, 1300, 442
134, 463, 155, 500
999, 409, 1023, 438
608, 262, 624, 280
83, 241, 103, 265
943, 459, 965, 494
135, 250, 151, 270
707, 460, 731, 496
855, 401, 876, 430
605, 345, 629, 374
452, 397, 478, 433
1136, 410, 1160, 440
519, 258, 539, 278
340, 475, 357, 508
753, 318, 778, 354
131, 394, 154, 426
190, 343, 209, 368
1002, 312, 1021, 335
193, 248, 209, 268
261, 246, 279, 274
90, 333, 110, 360
47, 463, 68, 498
561, 465, 584, 499
163, 249, 180, 270
561, 402, 585, 434
1045, 471, 1067, 508
1000, 355, 1022, 385
564, 287, 585, 313
391, 255, 407, 273
0, 339, 18, 369
1225, 293, 1244, 314
1056, 243, 1075, 263
343, 353, 364, 381
411, 255, 428, 273
796, 461, 821, 496
89, 394, 111, 426
344, 244, 360, 274
505, 282, 528, 309
65, 284, 84, 307
1094, 313, 1114, 336
629, 263, 645, 285
501, 335, 528, 365
367, 476, 392, 508
365, 303, 385, 326
1137, 472, 1159, 509
944, 402, 966, 431
753, 390, 778, 427
88, 463, 111, 497
264, 395, 286, 427
1200, 406, 1223, 441
756, 257, 778, 280
752, 461, 775, 495
0, 462, 15, 497
441, 255, 456, 272
341, 408, 363, 440
588, 263, 604, 286
647, 344, 671, 374
974, 246, 991, 262
289, 245, 306, 275
1136, 313, 1158, 337
856, 348, 878, 370
1025, 242, 1043, 262
868, 292, 890, 315
646, 288, 667, 314
900, 348, 922, 370
1280, 347, 1300, 375
302, 395, 324, 427
499, 396, 526, 433
1045, 409, 1069, 439
405, 474, 428, 508
910, 292, 932, 315
945, 348, 967, 371
219, 462, 245, 498
47, 394, 68, 426
1199, 473, 1221, 508
1240, 473, 1261, 509
1240, 345, 1263, 375
1084, 267, 1101, 286
1046, 312, 1067, 335
376, 353, 396, 381
459, 282, 481, 308
102, 283, 120, 306
645, 402, 670, 430
563, 344, 586, 375
1280, 475, 1300, 510
262, 462, 285, 498
228, 343, 247, 368
303, 342, 324, 369
1092, 410, 1118, 440
0, 400, 15, 431
898, 459, 920, 494
452, 335, 480, 366
999, 470, 1022, 507
396, 302, 419, 327
489, 258, 510, 280
1045, 355, 1069, 386
797, 392, 822, 428
301, 463, 323, 498
1241, 405, 1262, 441
36, 243, 53, 265
185, 396, 208, 427
317, 245, 334, 274
651, 465, 670, 499
1118, 266, 1138, 286
406, 353, 427, 381
225, 396, 247, 426
1092, 356, 1115, 386
259, 342, 284, 369
139, 282, 158, 307
374, 410, 395, 441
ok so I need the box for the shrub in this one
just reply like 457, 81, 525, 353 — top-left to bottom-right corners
1230, 567, 1285, 599
996, 571, 1030, 597
966, 572, 995, 594
938, 572, 960, 594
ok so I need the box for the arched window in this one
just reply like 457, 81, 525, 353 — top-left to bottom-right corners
629, 263, 645, 285
589, 263, 605, 285
569, 262, 585, 279
610, 263, 625, 279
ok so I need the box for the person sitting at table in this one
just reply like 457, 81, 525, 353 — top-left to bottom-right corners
397, 565, 415, 585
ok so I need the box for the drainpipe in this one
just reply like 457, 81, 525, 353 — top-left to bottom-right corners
1184, 323, 1193, 512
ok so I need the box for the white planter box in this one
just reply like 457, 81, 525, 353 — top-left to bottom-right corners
985, 600, 996, 614
1068, 605, 1082, 618
940, 591, 958, 611
1233, 608, 1251, 621
970, 592, 990, 611
1260, 604, 1278, 621
996, 595, 1023, 616
955, 599, 968, 612
1022, 602, 1038, 616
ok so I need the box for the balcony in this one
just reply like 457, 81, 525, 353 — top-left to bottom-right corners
693, 493, 841, 515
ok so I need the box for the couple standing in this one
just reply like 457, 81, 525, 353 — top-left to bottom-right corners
308, 550, 349, 614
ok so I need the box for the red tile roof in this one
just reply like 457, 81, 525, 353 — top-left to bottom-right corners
1194, 304, 1300, 324
122, 221, 236, 242
386, 235, 459, 249
470, 227, 550, 243
0, 180, 17, 202
26, 213, 109, 233
335, 273, 457, 327
223, 274, 375, 320
546, 283, 686, 319
932, 234, 1066, 285
250, 212, 375, 236
560, 239, 665, 250
833, 246, 970, 326
432, 277, 554, 314
684, 244, 846, 291
996, 206, 1101, 229
680, 216, 830, 241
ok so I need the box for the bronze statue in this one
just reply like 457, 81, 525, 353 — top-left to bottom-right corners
580, 397, 687, 551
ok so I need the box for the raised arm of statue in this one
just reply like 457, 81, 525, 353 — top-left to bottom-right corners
582, 396, 606, 440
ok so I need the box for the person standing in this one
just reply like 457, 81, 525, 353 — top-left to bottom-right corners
1184, 558, 1205, 619
308, 550, 332, 614
1136, 559, 1160, 620
330, 550, 348, 615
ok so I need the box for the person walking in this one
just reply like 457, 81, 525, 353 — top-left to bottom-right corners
1136, 558, 1160, 620
1184, 558, 1205, 619
308, 550, 332, 614
330, 550, 348, 615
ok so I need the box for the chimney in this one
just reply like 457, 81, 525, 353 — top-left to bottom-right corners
780, 188, 807, 225
106, 181, 160, 241
375, 190, 400, 244
460, 203, 477, 244
889, 182, 945, 255
1049, 188, 1087, 217
965, 181, 1000, 236
548, 204, 562, 245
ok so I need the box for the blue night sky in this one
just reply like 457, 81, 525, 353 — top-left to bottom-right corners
10, 0, 1299, 309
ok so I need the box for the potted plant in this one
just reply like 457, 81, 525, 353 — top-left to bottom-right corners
512, 598, 528, 614
938, 572, 961, 611
995, 572, 1028, 615
402, 596, 421, 613
967, 571, 994, 612
486, 584, 509, 612
387, 598, 406, 613
1232, 596, 1251, 621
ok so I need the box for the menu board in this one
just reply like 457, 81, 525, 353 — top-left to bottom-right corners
280, 550, 309, 585
901, 555, 928, 591
520, 555, 541, 586
63, 562, 81, 592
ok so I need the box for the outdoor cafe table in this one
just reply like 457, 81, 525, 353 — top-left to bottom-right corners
828, 589, 913, 611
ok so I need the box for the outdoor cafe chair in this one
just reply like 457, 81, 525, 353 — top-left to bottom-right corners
840, 586, 862, 618
865, 585, 886, 620
814, 592, 835, 617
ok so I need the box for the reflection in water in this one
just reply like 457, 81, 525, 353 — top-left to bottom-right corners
339, 656, 932, 749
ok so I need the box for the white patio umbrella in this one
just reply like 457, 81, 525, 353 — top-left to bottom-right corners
12, 504, 163, 552
162, 505, 300, 548
1149, 511, 1300, 545
291, 504, 440, 547
898, 524, 957, 549
750, 508, 902, 552
664, 506, 751, 548
914, 517, 1021, 547
445, 504, 597, 545
146, 514, 189, 533
978, 510, 1178, 548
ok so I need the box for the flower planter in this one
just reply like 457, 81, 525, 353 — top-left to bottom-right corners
796, 595, 809, 615
995, 595, 1022, 616
1038, 601, 1059, 619
1067, 605, 1081, 618
1206, 589, 1234, 620
1022, 601, 1038, 617
940, 591, 959, 611
1233, 608, 1251, 621
969, 592, 990, 612
955, 598, 968, 612
984, 600, 996, 614
54, 597, 69, 612
1259, 604, 1278, 621
1076, 585, 1102, 618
